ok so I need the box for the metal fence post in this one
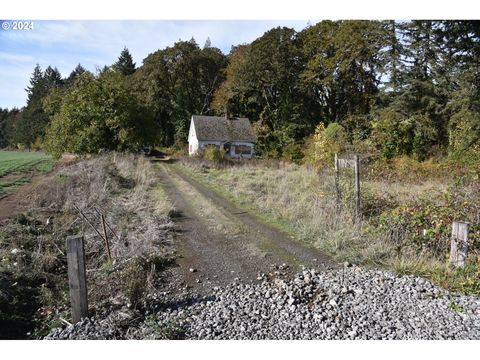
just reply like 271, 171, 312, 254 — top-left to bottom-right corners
354, 154, 361, 221
334, 153, 340, 206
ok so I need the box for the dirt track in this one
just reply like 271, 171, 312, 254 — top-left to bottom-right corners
157, 162, 336, 293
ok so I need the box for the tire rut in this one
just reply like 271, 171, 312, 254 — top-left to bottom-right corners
157, 163, 336, 293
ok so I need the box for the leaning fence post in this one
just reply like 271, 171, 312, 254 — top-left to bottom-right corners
66, 235, 88, 323
450, 221, 469, 267
354, 154, 361, 221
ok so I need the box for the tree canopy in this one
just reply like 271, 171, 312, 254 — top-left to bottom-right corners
44, 71, 158, 158
1, 21, 478, 161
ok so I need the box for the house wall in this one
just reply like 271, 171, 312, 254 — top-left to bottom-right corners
193, 140, 255, 158
230, 141, 255, 159
188, 117, 255, 158
188, 119, 199, 155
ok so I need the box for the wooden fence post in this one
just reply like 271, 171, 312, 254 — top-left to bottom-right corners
66, 235, 88, 323
354, 154, 361, 220
334, 153, 340, 206
450, 221, 469, 267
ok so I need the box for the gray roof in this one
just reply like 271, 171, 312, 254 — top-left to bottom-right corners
192, 115, 256, 142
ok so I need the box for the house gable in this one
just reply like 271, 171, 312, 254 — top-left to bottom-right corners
188, 115, 256, 158
191, 115, 256, 143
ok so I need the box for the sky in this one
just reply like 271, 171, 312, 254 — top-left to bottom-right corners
0, 20, 310, 109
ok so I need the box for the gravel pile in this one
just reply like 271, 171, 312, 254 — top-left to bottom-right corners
45, 307, 145, 340
46, 265, 480, 340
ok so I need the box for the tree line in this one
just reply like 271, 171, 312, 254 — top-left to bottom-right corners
0, 20, 479, 160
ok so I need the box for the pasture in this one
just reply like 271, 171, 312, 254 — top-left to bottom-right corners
0, 151, 53, 198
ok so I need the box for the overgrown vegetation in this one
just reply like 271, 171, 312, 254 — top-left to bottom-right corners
44, 71, 158, 158
0, 153, 175, 338
178, 156, 479, 295
0, 19, 478, 334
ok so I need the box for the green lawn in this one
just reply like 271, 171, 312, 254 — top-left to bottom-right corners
0, 151, 53, 198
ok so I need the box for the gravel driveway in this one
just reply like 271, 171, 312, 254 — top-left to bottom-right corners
156, 163, 335, 293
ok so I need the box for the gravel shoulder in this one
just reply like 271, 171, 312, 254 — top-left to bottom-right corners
46, 265, 480, 340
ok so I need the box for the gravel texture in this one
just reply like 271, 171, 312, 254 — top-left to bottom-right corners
45, 265, 480, 340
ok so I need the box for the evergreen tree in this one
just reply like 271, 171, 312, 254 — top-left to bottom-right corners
440, 21, 480, 153
204, 37, 212, 48
25, 64, 45, 105
16, 65, 65, 147
66, 64, 87, 86
0, 108, 21, 148
380, 20, 407, 94
44, 66, 63, 88
398, 21, 446, 158
114, 47, 136, 75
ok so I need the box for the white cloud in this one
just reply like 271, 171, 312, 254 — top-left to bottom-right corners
0, 51, 35, 63
0, 20, 310, 108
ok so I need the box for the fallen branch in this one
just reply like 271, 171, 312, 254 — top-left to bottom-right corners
59, 317, 72, 327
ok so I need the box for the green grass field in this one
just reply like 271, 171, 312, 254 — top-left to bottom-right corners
0, 151, 53, 198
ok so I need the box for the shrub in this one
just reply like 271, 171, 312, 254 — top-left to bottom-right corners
31, 137, 43, 151
202, 146, 225, 162
283, 143, 303, 164
303, 122, 348, 169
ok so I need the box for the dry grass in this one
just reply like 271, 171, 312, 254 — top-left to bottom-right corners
30, 153, 174, 264
0, 153, 176, 337
178, 157, 479, 293
179, 160, 394, 265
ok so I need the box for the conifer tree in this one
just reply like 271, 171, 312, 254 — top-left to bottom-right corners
66, 64, 87, 86
114, 47, 136, 75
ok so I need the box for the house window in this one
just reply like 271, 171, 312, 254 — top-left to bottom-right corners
235, 145, 252, 155
189, 144, 192, 153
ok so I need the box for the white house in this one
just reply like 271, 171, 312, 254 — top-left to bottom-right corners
188, 115, 256, 158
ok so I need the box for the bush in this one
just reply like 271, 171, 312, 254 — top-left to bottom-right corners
283, 143, 303, 164
202, 146, 225, 162
303, 122, 348, 169
31, 137, 43, 151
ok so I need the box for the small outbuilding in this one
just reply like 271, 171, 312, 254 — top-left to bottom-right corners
188, 115, 256, 158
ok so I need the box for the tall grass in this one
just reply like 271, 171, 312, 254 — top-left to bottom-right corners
0, 153, 175, 337
179, 160, 394, 265
178, 158, 479, 293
